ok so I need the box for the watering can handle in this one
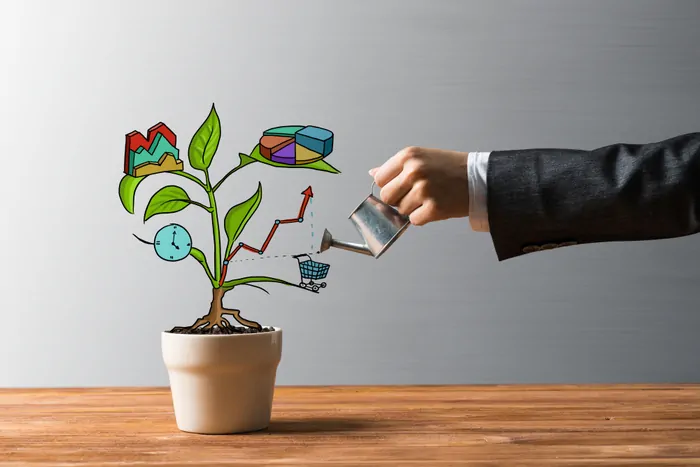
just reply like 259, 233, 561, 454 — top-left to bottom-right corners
370, 179, 409, 220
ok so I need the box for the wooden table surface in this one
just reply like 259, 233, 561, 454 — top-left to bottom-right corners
1, 384, 700, 466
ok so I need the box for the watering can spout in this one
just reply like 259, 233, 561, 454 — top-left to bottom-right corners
319, 229, 373, 256
318, 182, 411, 259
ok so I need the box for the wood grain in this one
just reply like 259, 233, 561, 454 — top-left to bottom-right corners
1, 385, 700, 465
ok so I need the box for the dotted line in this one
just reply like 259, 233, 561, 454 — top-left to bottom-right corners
228, 251, 322, 263
309, 198, 315, 251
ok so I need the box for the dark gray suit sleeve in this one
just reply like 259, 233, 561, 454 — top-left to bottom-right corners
486, 132, 700, 261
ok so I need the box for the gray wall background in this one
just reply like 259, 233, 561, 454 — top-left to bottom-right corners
1, 0, 699, 387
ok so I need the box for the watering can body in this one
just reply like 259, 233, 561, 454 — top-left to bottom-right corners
320, 183, 410, 258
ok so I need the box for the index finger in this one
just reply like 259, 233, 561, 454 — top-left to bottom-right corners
371, 150, 406, 188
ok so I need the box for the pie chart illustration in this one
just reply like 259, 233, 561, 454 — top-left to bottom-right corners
259, 125, 334, 165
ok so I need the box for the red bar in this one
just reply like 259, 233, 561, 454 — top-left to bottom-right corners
261, 224, 279, 252
219, 264, 229, 286
226, 244, 243, 261
298, 198, 309, 218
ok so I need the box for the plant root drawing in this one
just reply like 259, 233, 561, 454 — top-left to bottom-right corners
169, 288, 263, 333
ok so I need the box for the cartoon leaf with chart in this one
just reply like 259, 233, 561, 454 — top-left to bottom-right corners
246, 144, 340, 174
118, 103, 340, 334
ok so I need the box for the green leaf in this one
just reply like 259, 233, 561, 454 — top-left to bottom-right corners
223, 182, 263, 255
189, 247, 214, 284
221, 275, 296, 291
246, 144, 341, 174
188, 103, 221, 171
143, 185, 192, 222
118, 174, 146, 214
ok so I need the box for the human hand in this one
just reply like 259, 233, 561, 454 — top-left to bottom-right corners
368, 147, 470, 226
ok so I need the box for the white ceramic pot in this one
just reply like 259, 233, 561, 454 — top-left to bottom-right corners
161, 328, 282, 434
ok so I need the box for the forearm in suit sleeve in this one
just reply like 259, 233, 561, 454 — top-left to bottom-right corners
484, 132, 700, 261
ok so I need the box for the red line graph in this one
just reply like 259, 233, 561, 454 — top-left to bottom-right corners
219, 186, 314, 285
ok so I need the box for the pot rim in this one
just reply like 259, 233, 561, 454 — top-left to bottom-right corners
161, 326, 282, 337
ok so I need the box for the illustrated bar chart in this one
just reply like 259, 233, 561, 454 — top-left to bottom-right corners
124, 122, 184, 177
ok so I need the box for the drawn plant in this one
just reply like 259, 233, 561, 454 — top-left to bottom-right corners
117, 104, 339, 333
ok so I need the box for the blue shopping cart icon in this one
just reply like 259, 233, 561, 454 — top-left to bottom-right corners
293, 254, 330, 292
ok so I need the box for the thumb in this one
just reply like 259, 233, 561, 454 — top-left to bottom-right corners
368, 167, 378, 177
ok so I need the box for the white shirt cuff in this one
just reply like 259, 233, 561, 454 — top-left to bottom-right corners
467, 151, 490, 232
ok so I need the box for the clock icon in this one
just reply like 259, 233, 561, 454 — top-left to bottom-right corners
154, 224, 192, 262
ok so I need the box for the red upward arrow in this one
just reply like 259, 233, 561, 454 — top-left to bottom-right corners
299, 186, 313, 218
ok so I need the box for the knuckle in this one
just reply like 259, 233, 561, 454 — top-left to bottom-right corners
404, 160, 427, 183
398, 199, 415, 216
410, 180, 433, 202
423, 199, 440, 217
415, 179, 430, 197
379, 186, 391, 202
380, 185, 398, 204
401, 146, 422, 162
373, 169, 390, 187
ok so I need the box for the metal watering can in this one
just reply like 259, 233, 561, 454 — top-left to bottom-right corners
319, 182, 410, 259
